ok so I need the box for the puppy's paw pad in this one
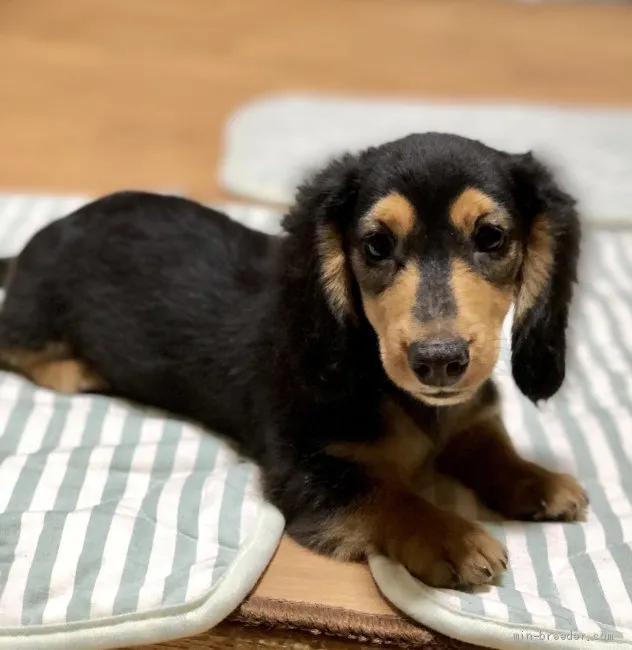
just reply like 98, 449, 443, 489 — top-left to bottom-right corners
532, 473, 589, 522
421, 524, 508, 589
518, 472, 589, 522
449, 526, 507, 588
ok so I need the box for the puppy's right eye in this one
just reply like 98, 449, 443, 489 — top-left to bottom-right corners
363, 232, 395, 263
473, 223, 506, 254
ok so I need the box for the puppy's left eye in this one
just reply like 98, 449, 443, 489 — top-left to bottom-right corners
363, 232, 395, 262
473, 224, 506, 253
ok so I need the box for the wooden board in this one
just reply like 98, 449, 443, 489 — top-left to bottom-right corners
0, 0, 631, 201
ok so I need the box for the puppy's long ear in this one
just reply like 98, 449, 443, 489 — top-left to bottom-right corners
283, 154, 363, 321
510, 153, 581, 402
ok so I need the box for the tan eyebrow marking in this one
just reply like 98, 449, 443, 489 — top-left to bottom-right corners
362, 192, 416, 239
449, 188, 506, 237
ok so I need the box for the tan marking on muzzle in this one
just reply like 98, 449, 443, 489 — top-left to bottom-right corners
450, 258, 513, 390
361, 262, 441, 395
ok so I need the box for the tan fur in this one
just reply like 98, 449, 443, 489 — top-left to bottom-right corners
449, 188, 501, 236
450, 258, 513, 392
437, 409, 588, 522
515, 213, 553, 321
30, 359, 106, 393
318, 485, 507, 587
343, 190, 551, 411
0, 345, 105, 393
322, 395, 508, 587
317, 192, 417, 326
356, 192, 518, 401
360, 262, 432, 396
317, 224, 351, 320
327, 399, 434, 491
1, 343, 70, 371
440, 390, 502, 440
362, 192, 416, 239
360, 257, 514, 401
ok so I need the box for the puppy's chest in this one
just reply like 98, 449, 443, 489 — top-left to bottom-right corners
372, 419, 438, 489
328, 400, 446, 489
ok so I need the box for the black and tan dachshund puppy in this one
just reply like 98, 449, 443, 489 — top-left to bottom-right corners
0, 133, 587, 588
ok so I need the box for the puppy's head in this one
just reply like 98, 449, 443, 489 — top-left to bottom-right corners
284, 133, 580, 405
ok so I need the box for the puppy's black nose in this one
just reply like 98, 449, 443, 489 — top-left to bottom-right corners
408, 338, 469, 387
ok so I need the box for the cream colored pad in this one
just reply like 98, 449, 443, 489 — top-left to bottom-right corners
219, 94, 632, 225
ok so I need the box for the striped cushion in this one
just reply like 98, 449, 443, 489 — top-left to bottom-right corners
0, 195, 284, 650
371, 231, 632, 648
3, 194, 632, 649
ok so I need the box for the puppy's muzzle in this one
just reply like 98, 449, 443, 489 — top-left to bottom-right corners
408, 338, 469, 388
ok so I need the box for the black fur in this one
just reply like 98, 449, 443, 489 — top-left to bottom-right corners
0, 133, 580, 554
509, 153, 581, 401
0, 259, 11, 284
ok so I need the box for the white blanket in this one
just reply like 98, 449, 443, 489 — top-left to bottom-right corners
0, 194, 284, 650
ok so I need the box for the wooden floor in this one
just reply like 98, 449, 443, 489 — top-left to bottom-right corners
0, 0, 631, 202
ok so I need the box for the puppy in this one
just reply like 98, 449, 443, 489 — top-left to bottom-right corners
0, 133, 586, 589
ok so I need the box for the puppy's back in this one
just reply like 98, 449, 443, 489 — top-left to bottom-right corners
0, 191, 279, 441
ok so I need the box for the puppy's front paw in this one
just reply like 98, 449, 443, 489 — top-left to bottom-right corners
500, 464, 589, 522
402, 511, 507, 589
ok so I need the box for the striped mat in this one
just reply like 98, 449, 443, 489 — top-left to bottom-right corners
371, 232, 632, 648
0, 194, 284, 650
2, 193, 632, 650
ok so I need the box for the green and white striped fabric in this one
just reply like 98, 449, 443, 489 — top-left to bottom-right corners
3, 193, 632, 650
0, 194, 284, 650
371, 232, 632, 648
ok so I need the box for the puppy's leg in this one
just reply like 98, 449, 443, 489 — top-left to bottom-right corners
0, 244, 106, 394
436, 405, 588, 522
0, 345, 106, 394
288, 398, 504, 587
300, 484, 507, 589
29, 358, 106, 393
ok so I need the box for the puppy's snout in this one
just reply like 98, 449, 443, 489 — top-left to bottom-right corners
408, 338, 469, 387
